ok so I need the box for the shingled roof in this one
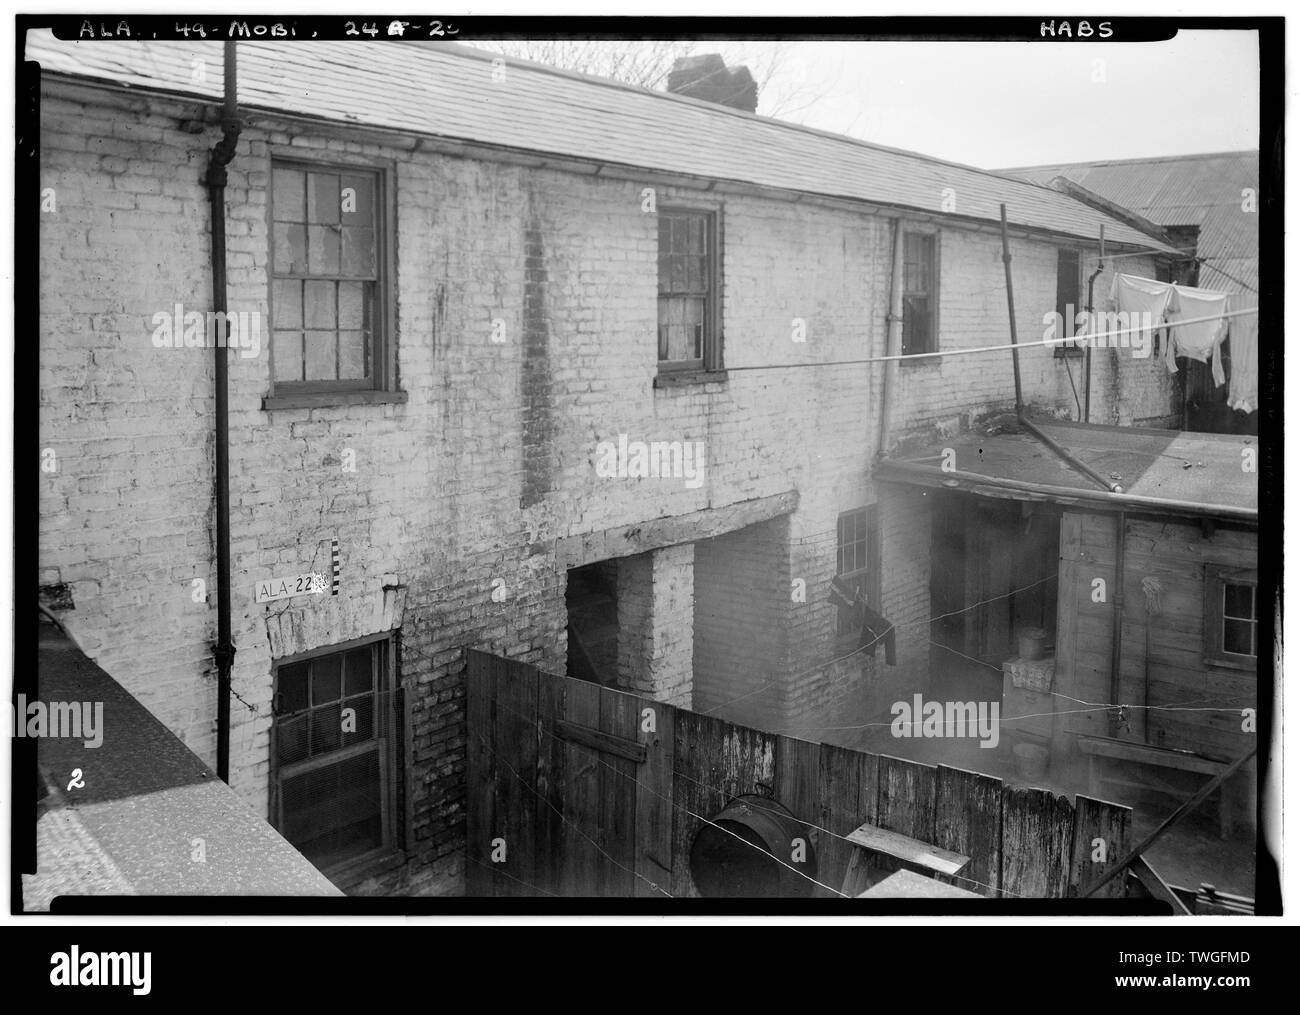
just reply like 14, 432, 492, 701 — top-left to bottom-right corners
998, 151, 1259, 299
26, 31, 1176, 252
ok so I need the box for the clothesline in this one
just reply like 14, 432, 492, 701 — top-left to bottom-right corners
723, 305, 1259, 372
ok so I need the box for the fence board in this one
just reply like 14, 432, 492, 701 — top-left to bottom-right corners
493, 657, 538, 897
635, 697, 675, 898
559, 679, 604, 896
775, 735, 822, 890
877, 754, 937, 840
600, 685, 639, 898
1001, 787, 1075, 898
934, 764, 1003, 897
1070, 795, 1132, 899
817, 742, 878, 898
534, 663, 567, 897
464, 651, 495, 896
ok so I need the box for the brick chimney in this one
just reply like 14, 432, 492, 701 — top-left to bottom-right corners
666, 54, 758, 113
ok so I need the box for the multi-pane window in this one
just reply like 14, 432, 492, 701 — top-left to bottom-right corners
1204, 569, 1258, 669
658, 209, 717, 370
271, 161, 384, 390
901, 232, 937, 356
835, 507, 876, 638
271, 637, 401, 874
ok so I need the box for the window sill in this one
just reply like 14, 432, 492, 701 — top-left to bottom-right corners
654, 369, 729, 389
263, 389, 408, 411
899, 354, 942, 368
320, 847, 407, 891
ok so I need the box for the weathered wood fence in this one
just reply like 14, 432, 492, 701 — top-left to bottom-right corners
465, 650, 1133, 899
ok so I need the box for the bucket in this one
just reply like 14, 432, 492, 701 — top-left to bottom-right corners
1013, 743, 1049, 782
1018, 627, 1048, 661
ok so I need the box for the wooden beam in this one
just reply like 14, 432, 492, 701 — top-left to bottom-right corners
554, 718, 648, 764
1130, 855, 1193, 915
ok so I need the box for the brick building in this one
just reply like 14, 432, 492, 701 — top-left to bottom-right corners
31, 34, 1181, 894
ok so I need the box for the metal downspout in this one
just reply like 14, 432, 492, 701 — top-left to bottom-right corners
206, 42, 242, 783
877, 219, 905, 458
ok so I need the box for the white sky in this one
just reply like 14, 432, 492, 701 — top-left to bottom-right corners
721, 30, 1259, 169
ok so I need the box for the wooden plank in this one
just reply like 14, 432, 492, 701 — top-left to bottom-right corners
1000, 786, 1075, 898
1077, 736, 1226, 775
599, 685, 639, 898
1128, 857, 1193, 914
493, 657, 539, 897
635, 696, 675, 898
1069, 795, 1132, 900
934, 765, 1002, 897
554, 718, 648, 763
775, 735, 822, 889
558, 678, 603, 896
817, 742, 878, 899
844, 823, 969, 876
858, 868, 984, 899
670, 708, 724, 898
876, 754, 937, 841
534, 664, 566, 897
463, 650, 495, 897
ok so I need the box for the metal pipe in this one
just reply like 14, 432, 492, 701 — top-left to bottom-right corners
876, 219, 906, 458
1108, 510, 1126, 735
1000, 206, 1121, 495
1019, 417, 1124, 494
1084, 225, 1105, 423
206, 42, 242, 783
999, 204, 1024, 414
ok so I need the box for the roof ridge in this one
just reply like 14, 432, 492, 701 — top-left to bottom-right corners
996, 149, 1260, 173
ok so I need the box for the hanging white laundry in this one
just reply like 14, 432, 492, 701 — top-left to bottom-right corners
1166, 283, 1229, 386
1108, 272, 1176, 354
1227, 297, 1259, 414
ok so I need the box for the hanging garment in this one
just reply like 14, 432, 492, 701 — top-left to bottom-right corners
1228, 299, 1259, 414
1165, 283, 1229, 386
859, 604, 897, 666
1108, 272, 1176, 354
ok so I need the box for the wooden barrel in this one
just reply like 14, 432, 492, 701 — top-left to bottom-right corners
689, 795, 817, 898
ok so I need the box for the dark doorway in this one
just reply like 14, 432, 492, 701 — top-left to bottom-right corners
929, 493, 1060, 702
565, 561, 619, 686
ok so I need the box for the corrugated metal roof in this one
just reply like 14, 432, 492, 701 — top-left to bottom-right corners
25, 31, 1177, 252
999, 151, 1259, 301
877, 419, 1257, 521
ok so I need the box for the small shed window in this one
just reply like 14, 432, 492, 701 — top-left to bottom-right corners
1204, 568, 1258, 669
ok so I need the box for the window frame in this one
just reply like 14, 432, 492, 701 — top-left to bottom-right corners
268, 631, 405, 883
1053, 247, 1085, 359
265, 151, 401, 408
656, 205, 723, 376
835, 505, 880, 648
900, 229, 940, 358
1203, 566, 1258, 671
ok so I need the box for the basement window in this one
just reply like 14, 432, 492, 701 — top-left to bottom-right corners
270, 635, 404, 881
265, 157, 403, 409
901, 232, 938, 357
658, 208, 722, 375
1204, 568, 1258, 670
